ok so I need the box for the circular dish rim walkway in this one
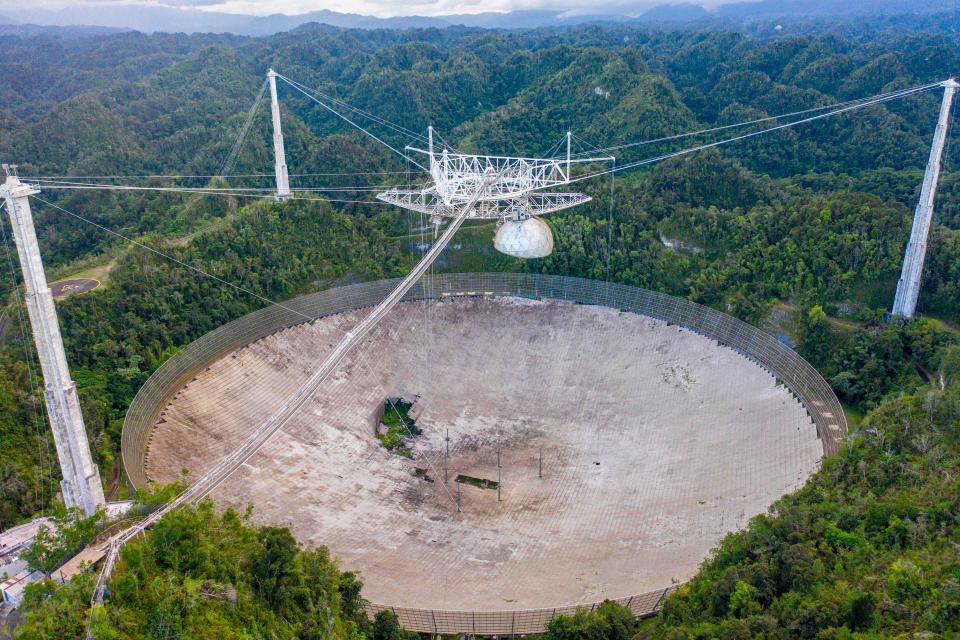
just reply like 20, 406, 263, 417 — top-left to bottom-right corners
121, 272, 846, 635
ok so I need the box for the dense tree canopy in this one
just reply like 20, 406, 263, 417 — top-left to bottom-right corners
2, 13, 960, 639
13, 501, 371, 639
647, 344, 960, 639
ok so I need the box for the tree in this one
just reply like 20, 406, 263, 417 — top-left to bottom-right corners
22, 507, 106, 574
16, 498, 367, 639
546, 601, 637, 640
250, 526, 298, 608
12, 576, 92, 640
728, 580, 762, 617
371, 610, 416, 640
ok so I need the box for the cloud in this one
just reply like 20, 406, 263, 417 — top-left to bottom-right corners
6, 0, 715, 18
157, 0, 228, 5
221, 0, 667, 16
8, 0, 227, 6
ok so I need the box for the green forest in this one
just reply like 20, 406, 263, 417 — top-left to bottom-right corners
1, 8, 960, 639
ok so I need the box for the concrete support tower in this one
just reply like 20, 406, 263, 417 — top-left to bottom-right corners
1, 169, 105, 516
267, 69, 292, 201
892, 78, 959, 318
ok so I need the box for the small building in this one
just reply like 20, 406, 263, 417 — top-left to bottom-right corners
105, 500, 133, 519
0, 518, 54, 566
53, 542, 108, 584
0, 559, 28, 581
1, 570, 44, 606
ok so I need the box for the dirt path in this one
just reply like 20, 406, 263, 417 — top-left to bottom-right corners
105, 459, 122, 501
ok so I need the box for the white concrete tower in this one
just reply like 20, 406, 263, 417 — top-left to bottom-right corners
892, 78, 959, 318
1, 168, 105, 516
267, 69, 292, 201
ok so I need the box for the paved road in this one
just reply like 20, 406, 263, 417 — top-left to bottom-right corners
49, 278, 99, 299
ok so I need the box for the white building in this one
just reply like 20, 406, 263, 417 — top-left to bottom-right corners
1, 570, 44, 607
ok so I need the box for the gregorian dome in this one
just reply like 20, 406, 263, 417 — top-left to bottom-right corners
493, 216, 555, 258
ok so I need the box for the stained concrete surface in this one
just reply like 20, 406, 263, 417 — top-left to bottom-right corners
146, 297, 822, 610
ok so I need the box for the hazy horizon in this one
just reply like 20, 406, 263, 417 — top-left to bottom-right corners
0, 0, 952, 36
1, 0, 738, 19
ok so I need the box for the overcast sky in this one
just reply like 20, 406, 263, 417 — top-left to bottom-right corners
8, 0, 737, 18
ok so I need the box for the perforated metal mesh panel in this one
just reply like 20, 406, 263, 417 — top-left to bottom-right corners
363, 587, 672, 635
121, 272, 846, 635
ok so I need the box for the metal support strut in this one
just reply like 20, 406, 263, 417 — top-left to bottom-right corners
892, 78, 958, 318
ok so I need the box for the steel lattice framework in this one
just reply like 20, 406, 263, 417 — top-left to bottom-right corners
377, 128, 613, 221
376, 189, 593, 219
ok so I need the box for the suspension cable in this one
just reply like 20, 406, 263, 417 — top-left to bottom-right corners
277, 74, 428, 171
31, 195, 315, 322
31, 178, 418, 193
543, 133, 567, 159
568, 80, 943, 158
20, 81, 942, 190
430, 128, 460, 154
277, 74, 426, 141
560, 82, 942, 186
219, 80, 269, 178
29, 182, 392, 205
21, 170, 416, 180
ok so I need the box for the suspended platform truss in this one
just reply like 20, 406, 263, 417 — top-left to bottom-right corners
379, 129, 613, 221
377, 189, 593, 220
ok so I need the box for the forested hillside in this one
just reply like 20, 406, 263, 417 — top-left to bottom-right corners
2, 14, 960, 639
13, 500, 380, 639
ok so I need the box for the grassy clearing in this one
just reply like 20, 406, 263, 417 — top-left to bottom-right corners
922, 315, 960, 337
841, 401, 865, 429
776, 300, 863, 334
51, 255, 116, 286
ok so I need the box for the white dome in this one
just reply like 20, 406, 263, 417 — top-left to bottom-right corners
493, 217, 554, 259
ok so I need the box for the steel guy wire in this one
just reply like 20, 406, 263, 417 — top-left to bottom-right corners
568, 80, 943, 157
31, 195, 315, 323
